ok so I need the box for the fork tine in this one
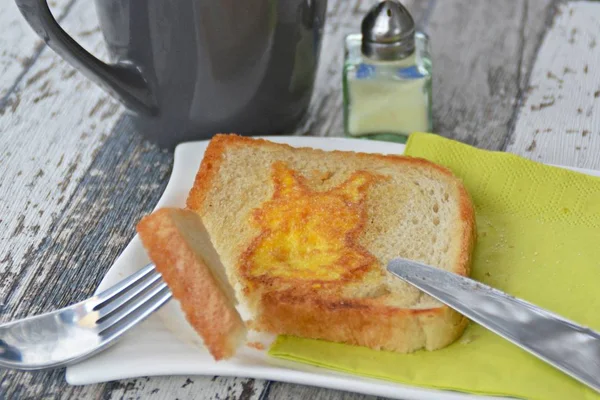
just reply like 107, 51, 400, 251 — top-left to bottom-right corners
98, 287, 172, 343
95, 280, 171, 333
95, 270, 163, 319
0, 263, 172, 370
93, 264, 157, 308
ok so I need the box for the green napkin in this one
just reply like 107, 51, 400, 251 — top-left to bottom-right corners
269, 133, 600, 400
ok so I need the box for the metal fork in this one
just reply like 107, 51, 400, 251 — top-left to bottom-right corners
0, 264, 172, 370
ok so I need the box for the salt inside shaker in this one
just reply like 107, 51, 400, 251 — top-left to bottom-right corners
343, 0, 432, 142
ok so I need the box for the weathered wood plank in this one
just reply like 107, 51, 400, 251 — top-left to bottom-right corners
0, 0, 124, 321
429, 0, 555, 150
0, 116, 266, 400
104, 375, 262, 400
507, 1, 600, 169
0, 115, 163, 398
0, 0, 74, 101
265, 381, 379, 400
0, 0, 130, 397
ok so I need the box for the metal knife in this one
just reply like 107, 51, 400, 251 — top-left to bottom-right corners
387, 258, 600, 393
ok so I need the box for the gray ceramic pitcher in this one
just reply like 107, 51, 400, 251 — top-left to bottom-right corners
16, 0, 327, 147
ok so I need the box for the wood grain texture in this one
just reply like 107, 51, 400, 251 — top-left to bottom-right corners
104, 376, 263, 400
506, 1, 600, 169
0, 0, 124, 321
428, 0, 556, 150
0, 117, 169, 398
0, 116, 268, 400
265, 382, 379, 400
0, 0, 75, 101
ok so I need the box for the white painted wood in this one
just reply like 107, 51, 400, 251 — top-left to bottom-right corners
507, 1, 600, 169
267, 381, 379, 400
0, 0, 124, 315
0, 0, 74, 99
0, 1, 270, 398
428, 0, 554, 150
104, 376, 263, 400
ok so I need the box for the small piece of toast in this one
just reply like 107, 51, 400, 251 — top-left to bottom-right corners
137, 208, 246, 360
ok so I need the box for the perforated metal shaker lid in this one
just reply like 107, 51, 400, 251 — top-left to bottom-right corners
361, 0, 415, 61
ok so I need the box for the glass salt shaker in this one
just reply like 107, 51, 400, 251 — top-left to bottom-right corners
343, 0, 432, 143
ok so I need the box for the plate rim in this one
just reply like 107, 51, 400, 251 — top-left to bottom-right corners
66, 135, 600, 400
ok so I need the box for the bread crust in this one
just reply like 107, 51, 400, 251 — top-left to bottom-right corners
137, 208, 246, 360
187, 134, 466, 213
187, 134, 476, 352
256, 292, 468, 352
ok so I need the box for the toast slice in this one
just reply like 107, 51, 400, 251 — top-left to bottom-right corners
187, 134, 476, 353
137, 208, 246, 360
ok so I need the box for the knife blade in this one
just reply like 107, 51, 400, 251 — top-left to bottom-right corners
387, 258, 600, 393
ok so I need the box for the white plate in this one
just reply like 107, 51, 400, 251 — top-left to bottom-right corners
66, 136, 599, 400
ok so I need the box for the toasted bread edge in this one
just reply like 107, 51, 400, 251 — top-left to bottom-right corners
186, 134, 476, 352
137, 208, 246, 360
255, 291, 469, 352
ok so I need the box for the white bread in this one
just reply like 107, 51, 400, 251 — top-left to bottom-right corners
136, 208, 246, 360
185, 134, 476, 353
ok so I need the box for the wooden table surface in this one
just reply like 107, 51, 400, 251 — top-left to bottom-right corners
2, 0, 600, 398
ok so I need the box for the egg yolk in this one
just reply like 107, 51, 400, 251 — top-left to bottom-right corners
241, 161, 381, 283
